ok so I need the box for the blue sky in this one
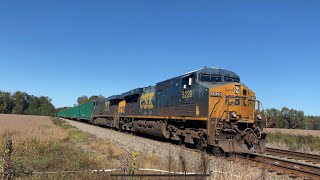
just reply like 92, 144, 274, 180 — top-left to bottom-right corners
0, 1, 319, 115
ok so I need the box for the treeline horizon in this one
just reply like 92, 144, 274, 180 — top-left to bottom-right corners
1, 90, 319, 130
0, 90, 55, 116
264, 107, 320, 130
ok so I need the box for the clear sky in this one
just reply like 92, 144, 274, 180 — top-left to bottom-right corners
0, 1, 319, 115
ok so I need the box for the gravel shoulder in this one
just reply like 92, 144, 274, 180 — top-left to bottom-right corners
64, 119, 200, 164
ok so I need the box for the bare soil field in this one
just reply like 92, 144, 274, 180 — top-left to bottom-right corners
265, 128, 320, 137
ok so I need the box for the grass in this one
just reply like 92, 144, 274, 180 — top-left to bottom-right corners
266, 132, 320, 154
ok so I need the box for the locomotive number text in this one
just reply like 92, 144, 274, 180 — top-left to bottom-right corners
210, 92, 222, 97
182, 90, 193, 99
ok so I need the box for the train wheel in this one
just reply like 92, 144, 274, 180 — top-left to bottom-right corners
196, 135, 207, 151
172, 139, 182, 146
211, 146, 223, 156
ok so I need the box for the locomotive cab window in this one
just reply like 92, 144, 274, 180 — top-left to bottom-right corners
224, 76, 232, 82
182, 74, 195, 89
224, 76, 240, 83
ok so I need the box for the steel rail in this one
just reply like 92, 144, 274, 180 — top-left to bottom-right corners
266, 147, 320, 164
242, 154, 320, 180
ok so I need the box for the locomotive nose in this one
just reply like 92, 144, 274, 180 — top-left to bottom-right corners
209, 83, 255, 123
223, 83, 252, 121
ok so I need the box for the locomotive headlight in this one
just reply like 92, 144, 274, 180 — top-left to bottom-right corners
231, 112, 237, 118
257, 114, 262, 120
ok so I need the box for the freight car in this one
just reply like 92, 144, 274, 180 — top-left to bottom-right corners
56, 101, 94, 121
57, 67, 267, 154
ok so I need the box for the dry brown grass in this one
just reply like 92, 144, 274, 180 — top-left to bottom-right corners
0, 114, 67, 142
137, 152, 162, 169
265, 128, 320, 137
88, 139, 125, 160
0, 114, 122, 179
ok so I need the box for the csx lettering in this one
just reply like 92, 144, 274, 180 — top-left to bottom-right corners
226, 95, 247, 106
140, 92, 155, 109
182, 90, 193, 98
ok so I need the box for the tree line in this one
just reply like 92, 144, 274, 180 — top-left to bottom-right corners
264, 107, 320, 130
0, 91, 55, 116
76, 95, 105, 105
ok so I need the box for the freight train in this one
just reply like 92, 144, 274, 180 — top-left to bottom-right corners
57, 67, 267, 154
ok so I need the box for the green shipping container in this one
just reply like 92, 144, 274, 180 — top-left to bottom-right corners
57, 101, 94, 122
79, 101, 94, 120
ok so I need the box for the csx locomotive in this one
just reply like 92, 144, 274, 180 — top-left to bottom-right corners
57, 67, 267, 154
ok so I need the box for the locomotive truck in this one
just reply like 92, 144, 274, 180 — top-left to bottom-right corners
57, 67, 267, 154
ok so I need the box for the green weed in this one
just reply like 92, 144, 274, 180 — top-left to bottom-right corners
266, 132, 320, 151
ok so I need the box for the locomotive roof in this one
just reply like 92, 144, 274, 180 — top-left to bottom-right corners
105, 95, 124, 101
184, 67, 239, 79
106, 67, 240, 100
121, 88, 144, 98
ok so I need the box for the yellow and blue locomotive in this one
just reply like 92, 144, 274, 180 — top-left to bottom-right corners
90, 67, 266, 154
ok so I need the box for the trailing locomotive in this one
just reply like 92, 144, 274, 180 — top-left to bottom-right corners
57, 67, 267, 154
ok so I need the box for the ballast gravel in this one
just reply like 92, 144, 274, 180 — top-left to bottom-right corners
64, 119, 202, 166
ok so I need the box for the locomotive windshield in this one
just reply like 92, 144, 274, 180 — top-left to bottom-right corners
224, 76, 240, 83
199, 73, 240, 83
199, 73, 222, 83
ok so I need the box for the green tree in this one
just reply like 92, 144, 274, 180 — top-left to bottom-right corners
27, 96, 41, 115
265, 107, 306, 129
77, 95, 90, 105
0, 92, 14, 114
0, 91, 4, 113
265, 108, 279, 128
12, 91, 29, 114
305, 116, 320, 130
288, 109, 305, 129
89, 95, 105, 101
38, 96, 55, 116
0, 90, 55, 116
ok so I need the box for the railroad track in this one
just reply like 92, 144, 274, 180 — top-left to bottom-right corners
231, 148, 320, 180
240, 154, 320, 180
266, 147, 320, 164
